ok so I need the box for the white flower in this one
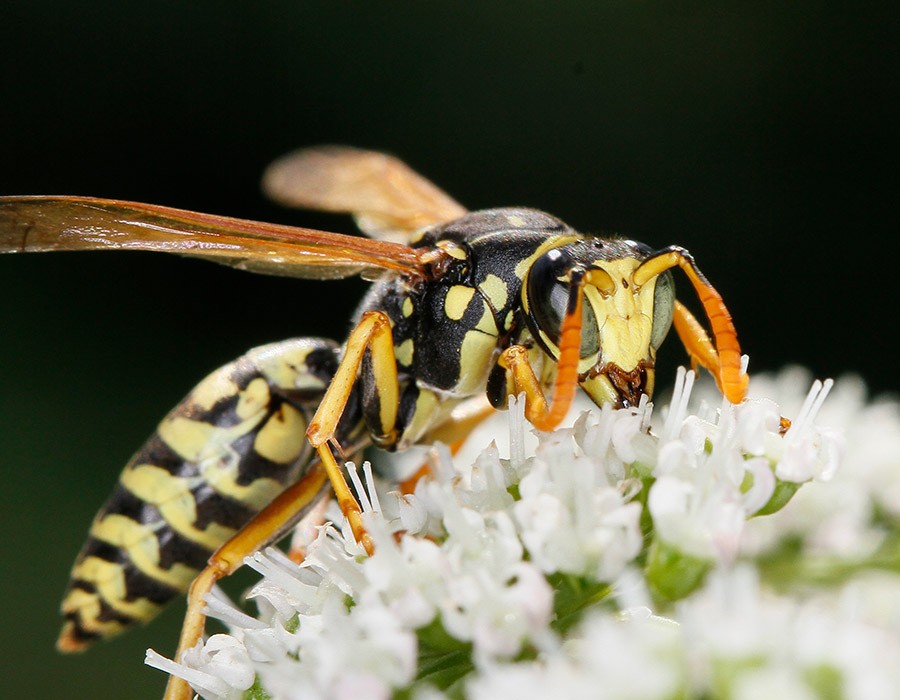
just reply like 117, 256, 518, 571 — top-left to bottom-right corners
145, 636, 254, 700
468, 607, 684, 700
741, 370, 900, 563
361, 531, 446, 629
144, 366, 900, 700
649, 472, 746, 562
648, 371, 763, 562
679, 566, 900, 700
512, 411, 645, 579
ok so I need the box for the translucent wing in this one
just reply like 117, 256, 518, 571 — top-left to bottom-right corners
262, 146, 467, 242
0, 196, 427, 280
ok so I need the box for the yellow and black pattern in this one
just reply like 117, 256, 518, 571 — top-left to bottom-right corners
354, 208, 578, 449
0, 150, 748, 692
58, 338, 361, 650
56, 207, 685, 651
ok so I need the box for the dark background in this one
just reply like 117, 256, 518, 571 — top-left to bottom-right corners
0, 2, 896, 698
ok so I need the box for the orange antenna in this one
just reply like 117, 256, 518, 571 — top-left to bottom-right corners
500, 268, 588, 431
634, 246, 747, 403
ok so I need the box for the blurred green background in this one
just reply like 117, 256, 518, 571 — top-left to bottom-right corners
0, 2, 896, 698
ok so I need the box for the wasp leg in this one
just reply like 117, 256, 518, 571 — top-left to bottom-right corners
306, 310, 399, 556
633, 247, 747, 403
499, 271, 587, 431
163, 465, 330, 700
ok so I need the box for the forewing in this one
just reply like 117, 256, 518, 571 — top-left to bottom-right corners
261, 145, 467, 242
0, 196, 426, 280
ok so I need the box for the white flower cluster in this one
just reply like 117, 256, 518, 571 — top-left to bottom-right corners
740, 369, 900, 565
146, 368, 900, 700
470, 565, 900, 700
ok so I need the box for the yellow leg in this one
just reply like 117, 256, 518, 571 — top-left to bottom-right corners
306, 310, 400, 555
163, 466, 329, 700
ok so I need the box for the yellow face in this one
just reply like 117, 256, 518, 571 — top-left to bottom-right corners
578, 259, 663, 407
524, 245, 675, 408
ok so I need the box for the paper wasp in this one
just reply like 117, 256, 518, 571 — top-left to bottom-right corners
0, 146, 746, 700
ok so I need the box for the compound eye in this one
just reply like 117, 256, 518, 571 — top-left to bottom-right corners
527, 251, 599, 358
650, 270, 675, 349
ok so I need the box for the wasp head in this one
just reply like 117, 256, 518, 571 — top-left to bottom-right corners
522, 238, 676, 408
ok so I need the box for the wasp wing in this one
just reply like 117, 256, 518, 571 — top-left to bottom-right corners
0, 196, 427, 280
261, 146, 467, 243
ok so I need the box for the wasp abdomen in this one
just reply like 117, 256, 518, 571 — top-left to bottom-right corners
58, 338, 344, 651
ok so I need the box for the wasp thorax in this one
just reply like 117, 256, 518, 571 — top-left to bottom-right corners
524, 239, 676, 407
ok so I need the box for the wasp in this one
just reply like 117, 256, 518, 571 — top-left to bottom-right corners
0, 147, 746, 700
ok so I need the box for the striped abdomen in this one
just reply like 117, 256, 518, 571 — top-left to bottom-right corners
58, 338, 354, 651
